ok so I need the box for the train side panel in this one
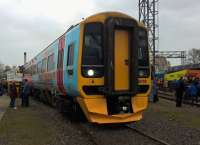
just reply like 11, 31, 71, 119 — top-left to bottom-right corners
63, 25, 80, 97
32, 39, 59, 92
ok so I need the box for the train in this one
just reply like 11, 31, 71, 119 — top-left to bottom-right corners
23, 12, 151, 124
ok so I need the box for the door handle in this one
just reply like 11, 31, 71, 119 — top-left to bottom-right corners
124, 59, 129, 65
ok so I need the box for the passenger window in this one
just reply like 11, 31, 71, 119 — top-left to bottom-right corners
41, 58, 47, 73
37, 61, 42, 73
57, 49, 64, 69
67, 43, 74, 66
32, 65, 36, 74
47, 53, 54, 71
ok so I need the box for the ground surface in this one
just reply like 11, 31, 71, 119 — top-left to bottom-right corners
0, 97, 199, 145
0, 95, 9, 121
0, 99, 95, 145
131, 99, 200, 145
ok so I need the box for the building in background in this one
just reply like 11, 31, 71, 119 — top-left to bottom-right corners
7, 68, 23, 97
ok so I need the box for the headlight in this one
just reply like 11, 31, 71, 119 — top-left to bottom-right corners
138, 68, 149, 77
81, 66, 104, 77
87, 69, 94, 76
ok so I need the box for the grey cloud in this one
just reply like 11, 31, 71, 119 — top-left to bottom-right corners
90, 0, 138, 18
0, 0, 200, 66
0, 8, 66, 65
161, 0, 200, 12
159, 0, 200, 51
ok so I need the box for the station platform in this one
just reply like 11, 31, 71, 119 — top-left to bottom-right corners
0, 95, 9, 121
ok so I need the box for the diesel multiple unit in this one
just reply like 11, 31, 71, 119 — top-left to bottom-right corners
23, 12, 151, 124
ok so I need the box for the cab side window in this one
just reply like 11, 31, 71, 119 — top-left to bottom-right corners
67, 43, 74, 66
58, 49, 64, 69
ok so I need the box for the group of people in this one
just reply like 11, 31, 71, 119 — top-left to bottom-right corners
8, 79, 31, 109
175, 77, 200, 107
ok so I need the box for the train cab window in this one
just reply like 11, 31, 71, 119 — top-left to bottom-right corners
67, 43, 74, 66
138, 28, 149, 66
82, 23, 103, 66
47, 53, 54, 71
82, 23, 104, 77
41, 58, 47, 73
138, 28, 150, 78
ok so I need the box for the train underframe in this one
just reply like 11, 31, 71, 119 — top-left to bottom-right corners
32, 88, 146, 124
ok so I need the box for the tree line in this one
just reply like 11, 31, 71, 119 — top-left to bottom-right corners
187, 48, 200, 64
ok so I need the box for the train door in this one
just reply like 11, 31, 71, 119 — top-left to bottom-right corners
105, 18, 137, 115
57, 36, 66, 94
114, 30, 130, 91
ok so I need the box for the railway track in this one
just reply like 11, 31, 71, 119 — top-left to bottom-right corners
77, 123, 100, 145
80, 122, 170, 145
158, 90, 200, 107
34, 98, 172, 145
125, 125, 171, 145
79, 122, 172, 145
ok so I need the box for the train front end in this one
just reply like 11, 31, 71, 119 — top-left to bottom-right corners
77, 12, 151, 124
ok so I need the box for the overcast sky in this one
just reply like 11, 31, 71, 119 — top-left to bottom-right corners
0, 0, 200, 66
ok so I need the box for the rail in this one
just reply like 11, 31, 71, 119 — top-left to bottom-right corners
125, 125, 171, 145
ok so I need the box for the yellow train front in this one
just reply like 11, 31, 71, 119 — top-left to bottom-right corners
77, 12, 151, 124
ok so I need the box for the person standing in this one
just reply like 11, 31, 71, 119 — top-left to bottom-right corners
175, 77, 185, 107
197, 79, 200, 103
0, 82, 3, 96
190, 82, 198, 105
21, 79, 30, 107
153, 79, 159, 102
9, 82, 17, 109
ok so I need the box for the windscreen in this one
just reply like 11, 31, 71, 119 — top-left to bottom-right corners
138, 28, 149, 66
82, 22, 104, 77
82, 23, 103, 66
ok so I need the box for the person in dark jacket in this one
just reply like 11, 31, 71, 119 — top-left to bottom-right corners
9, 82, 17, 109
0, 82, 3, 96
189, 82, 198, 105
21, 79, 30, 107
197, 80, 200, 103
175, 77, 185, 107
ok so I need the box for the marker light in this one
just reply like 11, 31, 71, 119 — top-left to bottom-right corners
138, 70, 145, 77
87, 69, 94, 76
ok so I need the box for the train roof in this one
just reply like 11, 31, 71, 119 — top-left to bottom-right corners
82, 11, 145, 27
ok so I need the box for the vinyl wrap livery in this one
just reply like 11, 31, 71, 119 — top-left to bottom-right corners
23, 12, 151, 124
